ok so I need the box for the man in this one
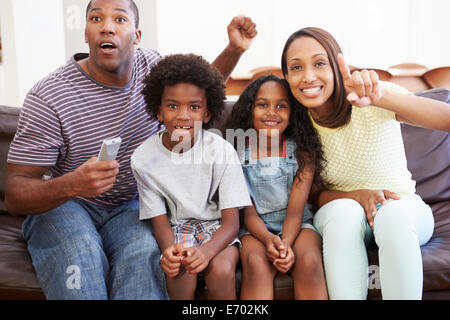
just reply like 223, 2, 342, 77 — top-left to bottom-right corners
5, 0, 256, 300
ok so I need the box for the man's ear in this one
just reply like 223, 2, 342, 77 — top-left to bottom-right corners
134, 29, 142, 45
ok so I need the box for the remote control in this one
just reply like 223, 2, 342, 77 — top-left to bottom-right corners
97, 137, 122, 161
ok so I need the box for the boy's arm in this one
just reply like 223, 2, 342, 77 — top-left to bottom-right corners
150, 215, 185, 277
212, 15, 257, 81
183, 207, 239, 274
150, 214, 175, 252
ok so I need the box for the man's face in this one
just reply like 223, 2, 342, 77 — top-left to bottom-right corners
85, 0, 141, 74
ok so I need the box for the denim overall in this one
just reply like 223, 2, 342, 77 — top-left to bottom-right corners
240, 137, 315, 236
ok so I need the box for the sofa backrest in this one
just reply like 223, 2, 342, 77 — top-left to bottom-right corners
401, 89, 450, 204
0, 89, 448, 214
0, 106, 20, 213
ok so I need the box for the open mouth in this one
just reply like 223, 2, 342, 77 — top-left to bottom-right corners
301, 86, 323, 96
174, 125, 193, 130
262, 120, 281, 127
99, 42, 117, 53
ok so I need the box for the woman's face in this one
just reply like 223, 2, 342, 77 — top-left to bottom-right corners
284, 36, 335, 111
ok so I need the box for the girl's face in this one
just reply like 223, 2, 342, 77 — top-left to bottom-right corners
285, 36, 335, 111
252, 81, 291, 139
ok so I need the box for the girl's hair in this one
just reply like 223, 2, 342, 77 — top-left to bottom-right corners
224, 75, 327, 187
281, 27, 352, 128
142, 53, 226, 129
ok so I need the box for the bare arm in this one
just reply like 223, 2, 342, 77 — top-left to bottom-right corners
5, 158, 119, 215
282, 165, 314, 246
150, 215, 186, 278
337, 54, 450, 132
211, 15, 257, 81
380, 90, 450, 131
243, 204, 274, 245
312, 188, 400, 229
197, 207, 239, 260
150, 214, 175, 252
183, 207, 239, 274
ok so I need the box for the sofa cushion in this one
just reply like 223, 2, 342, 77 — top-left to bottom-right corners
402, 89, 450, 204
0, 214, 44, 299
421, 201, 450, 291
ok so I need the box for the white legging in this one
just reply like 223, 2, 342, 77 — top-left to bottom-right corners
313, 194, 434, 300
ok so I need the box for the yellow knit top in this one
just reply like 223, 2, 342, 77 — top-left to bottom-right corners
310, 81, 416, 195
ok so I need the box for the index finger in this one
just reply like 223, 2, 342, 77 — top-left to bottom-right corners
337, 53, 352, 83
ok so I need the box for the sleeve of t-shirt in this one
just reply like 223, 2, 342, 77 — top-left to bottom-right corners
217, 147, 252, 211
7, 93, 64, 166
131, 162, 167, 221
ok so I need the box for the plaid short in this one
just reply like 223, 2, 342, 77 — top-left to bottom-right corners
172, 219, 241, 248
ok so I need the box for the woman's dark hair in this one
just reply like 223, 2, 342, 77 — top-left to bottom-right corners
281, 27, 352, 128
224, 75, 327, 188
142, 54, 226, 129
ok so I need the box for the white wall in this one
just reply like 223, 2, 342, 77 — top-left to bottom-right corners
0, 0, 449, 107
156, 0, 450, 73
0, 0, 65, 107
0, 0, 156, 107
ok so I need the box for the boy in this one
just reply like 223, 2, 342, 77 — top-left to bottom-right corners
131, 54, 252, 300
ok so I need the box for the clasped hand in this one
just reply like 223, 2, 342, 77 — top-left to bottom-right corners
265, 235, 294, 273
161, 243, 209, 277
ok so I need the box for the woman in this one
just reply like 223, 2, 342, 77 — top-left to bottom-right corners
281, 27, 450, 299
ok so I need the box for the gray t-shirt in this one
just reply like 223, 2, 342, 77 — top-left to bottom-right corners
131, 129, 252, 225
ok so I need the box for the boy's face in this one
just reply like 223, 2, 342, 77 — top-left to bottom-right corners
157, 82, 211, 151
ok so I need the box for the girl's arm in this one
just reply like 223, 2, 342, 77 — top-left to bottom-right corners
244, 204, 286, 262
183, 207, 239, 274
337, 54, 450, 132
281, 163, 314, 246
243, 205, 275, 245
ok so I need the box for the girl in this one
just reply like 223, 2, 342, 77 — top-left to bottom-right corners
281, 27, 450, 299
225, 75, 328, 300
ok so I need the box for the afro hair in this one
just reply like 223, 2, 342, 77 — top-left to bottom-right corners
142, 53, 226, 129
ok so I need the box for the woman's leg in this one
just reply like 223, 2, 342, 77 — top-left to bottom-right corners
313, 199, 370, 299
239, 234, 277, 299
373, 194, 434, 299
290, 228, 328, 299
22, 199, 109, 299
204, 245, 239, 300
